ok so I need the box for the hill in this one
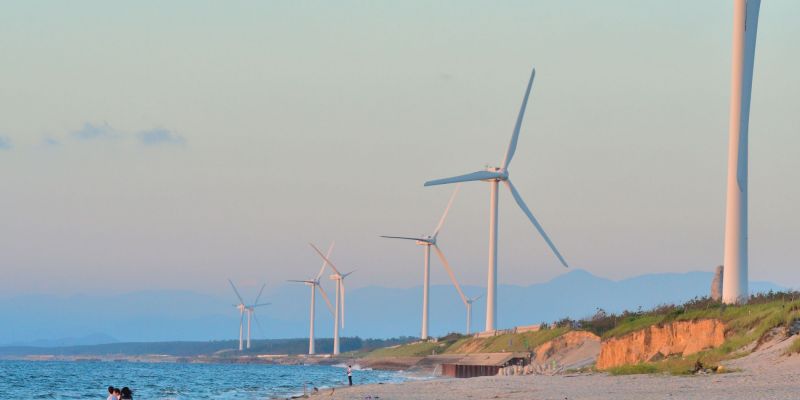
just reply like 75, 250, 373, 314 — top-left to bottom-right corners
0, 269, 785, 344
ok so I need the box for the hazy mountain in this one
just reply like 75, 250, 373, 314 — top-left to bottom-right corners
0, 270, 785, 344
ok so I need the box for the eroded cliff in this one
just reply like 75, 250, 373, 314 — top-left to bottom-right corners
596, 319, 726, 369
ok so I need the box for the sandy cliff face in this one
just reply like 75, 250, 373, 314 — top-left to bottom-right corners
596, 319, 726, 370
525, 331, 601, 373
534, 331, 600, 364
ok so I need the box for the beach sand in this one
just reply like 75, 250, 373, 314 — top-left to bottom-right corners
314, 334, 800, 400
321, 371, 797, 400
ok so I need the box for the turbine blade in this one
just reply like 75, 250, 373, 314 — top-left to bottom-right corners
502, 67, 536, 170
424, 170, 503, 187
309, 243, 343, 276
252, 312, 267, 339
253, 284, 266, 306
474, 294, 484, 301
315, 241, 335, 280
317, 284, 335, 315
341, 270, 356, 278
251, 302, 271, 307
504, 180, 569, 268
228, 279, 246, 305
380, 235, 428, 242
432, 245, 468, 305
432, 184, 460, 238
288, 280, 315, 284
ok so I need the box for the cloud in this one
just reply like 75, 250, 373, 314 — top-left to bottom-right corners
136, 128, 185, 146
0, 136, 12, 150
41, 137, 61, 147
70, 122, 117, 141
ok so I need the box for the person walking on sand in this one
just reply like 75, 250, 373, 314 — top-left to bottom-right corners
347, 365, 353, 386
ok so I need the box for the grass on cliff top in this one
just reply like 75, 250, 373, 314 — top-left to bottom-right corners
366, 333, 467, 358
365, 327, 571, 357
593, 291, 800, 340
449, 327, 570, 353
601, 292, 800, 375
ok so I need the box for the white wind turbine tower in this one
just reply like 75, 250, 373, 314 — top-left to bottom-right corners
228, 279, 271, 351
424, 67, 569, 332
465, 294, 483, 335
288, 242, 336, 355
381, 185, 466, 339
310, 243, 355, 356
722, 0, 761, 305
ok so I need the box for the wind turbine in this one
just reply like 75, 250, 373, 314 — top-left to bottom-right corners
380, 185, 464, 339
424, 67, 569, 332
722, 0, 761, 305
228, 279, 271, 351
465, 294, 483, 335
289, 242, 336, 355
310, 243, 355, 356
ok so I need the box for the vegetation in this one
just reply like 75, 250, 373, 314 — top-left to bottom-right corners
598, 291, 800, 375
787, 336, 800, 355
451, 327, 570, 353
366, 333, 468, 357
365, 328, 571, 357
364, 290, 800, 377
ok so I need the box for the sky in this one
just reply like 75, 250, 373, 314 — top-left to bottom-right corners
1, 1, 799, 299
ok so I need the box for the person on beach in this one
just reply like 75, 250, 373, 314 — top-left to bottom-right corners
107, 386, 117, 400
347, 365, 353, 386
113, 388, 121, 399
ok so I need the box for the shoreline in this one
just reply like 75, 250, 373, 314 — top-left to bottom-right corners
292, 368, 800, 400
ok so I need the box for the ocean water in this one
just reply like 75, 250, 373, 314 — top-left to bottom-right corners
0, 360, 409, 399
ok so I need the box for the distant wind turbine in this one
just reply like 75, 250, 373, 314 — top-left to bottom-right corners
288, 242, 336, 355
310, 243, 355, 355
424, 67, 569, 332
228, 279, 271, 351
381, 185, 467, 339
465, 294, 483, 335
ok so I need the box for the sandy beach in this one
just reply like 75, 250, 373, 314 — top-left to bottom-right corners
314, 335, 800, 400
321, 371, 797, 400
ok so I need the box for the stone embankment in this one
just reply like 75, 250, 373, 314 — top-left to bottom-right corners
596, 319, 726, 369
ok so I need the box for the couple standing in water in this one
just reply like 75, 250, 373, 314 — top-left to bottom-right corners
106, 386, 133, 399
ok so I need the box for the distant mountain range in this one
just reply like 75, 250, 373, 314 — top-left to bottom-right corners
0, 269, 784, 345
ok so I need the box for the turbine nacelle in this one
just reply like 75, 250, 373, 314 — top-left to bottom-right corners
485, 166, 508, 181
415, 236, 435, 246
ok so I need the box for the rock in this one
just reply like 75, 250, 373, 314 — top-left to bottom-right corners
789, 319, 800, 336
710, 266, 724, 300
711, 265, 724, 301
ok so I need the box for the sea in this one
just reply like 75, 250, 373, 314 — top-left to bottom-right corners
0, 360, 412, 399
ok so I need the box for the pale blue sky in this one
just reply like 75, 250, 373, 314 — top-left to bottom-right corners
1, 1, 799, 296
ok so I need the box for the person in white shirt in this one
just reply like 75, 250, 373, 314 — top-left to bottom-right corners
347, 365, 353, 386
107, 386, 117, 400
